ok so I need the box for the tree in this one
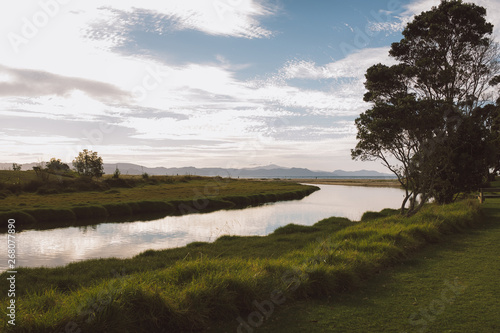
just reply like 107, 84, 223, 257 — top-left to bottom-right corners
46, 158, 70, 174
112, 167, 121, 179
12, 163, 22, 171
33, 162, 50, 182
72, 149, 104, 179
352, 0, 500, 215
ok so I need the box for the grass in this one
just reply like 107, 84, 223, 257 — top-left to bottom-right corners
0, 192, 488, 332
209, 181, 500, 332
290, 178, 401, 188
0, 172, 318, 229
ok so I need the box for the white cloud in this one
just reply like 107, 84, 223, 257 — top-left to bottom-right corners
371, 0, 500, 37
278, 47, 395, 80
257, 47, 396, 117
0, 1, 391, 171
99, 0, 275, 39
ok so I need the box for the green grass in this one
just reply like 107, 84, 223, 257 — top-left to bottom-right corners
209, 192, 500, 332
0, 195, 487, 332
0, 173, 318, 228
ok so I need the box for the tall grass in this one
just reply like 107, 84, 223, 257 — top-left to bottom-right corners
0, 199, 483, 332
0, 178, 318, 229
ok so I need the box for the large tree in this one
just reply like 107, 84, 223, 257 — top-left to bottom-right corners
72, 149, 104, 179
353, 0, 500, 215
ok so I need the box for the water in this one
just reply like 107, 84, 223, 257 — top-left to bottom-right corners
0, 185, 406, 271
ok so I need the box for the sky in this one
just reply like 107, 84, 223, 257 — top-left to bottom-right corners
1, 0, 500, 172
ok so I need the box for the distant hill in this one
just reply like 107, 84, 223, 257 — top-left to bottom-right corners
0, 162, 394, 178
101, 163, 394, 178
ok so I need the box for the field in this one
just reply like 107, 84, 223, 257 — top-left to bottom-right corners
0, 183, 493, 331
0, 171, 318, 228
217, 179, 500, 332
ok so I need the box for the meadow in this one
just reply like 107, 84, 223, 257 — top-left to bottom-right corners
0, 171, 318, 229
0, 182, 492, 332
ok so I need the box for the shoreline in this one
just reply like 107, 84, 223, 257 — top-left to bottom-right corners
286, 178, 401, 188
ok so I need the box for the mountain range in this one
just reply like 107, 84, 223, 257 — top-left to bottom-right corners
0, 162, 393, 178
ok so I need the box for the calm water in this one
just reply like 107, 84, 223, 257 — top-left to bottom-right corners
0, 185, 406, 271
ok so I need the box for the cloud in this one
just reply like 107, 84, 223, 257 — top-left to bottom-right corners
249, 47, 397, 117
84, 0, 275, 43
370, 0, 500, 37
278, 47, 395, 81
0, 65, 130, 103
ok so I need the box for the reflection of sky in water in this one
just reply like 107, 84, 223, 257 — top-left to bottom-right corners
0, 185, 406, 271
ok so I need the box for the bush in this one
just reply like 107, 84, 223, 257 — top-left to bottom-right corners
103, 178, 134, 188
66, 178, 109, 192
6, 183, 22, 195
23, 180, 44, 192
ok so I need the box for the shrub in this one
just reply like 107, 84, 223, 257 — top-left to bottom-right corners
103, 178, 134, 188
23, 180, 44, 192
6, 183, 22, 194
112, 168, 121, 179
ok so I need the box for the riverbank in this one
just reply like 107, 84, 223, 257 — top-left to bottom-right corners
220, 183, 500, 332
289, 178, 401, 187
0, 175, 318, 229
0, 190, 487, 331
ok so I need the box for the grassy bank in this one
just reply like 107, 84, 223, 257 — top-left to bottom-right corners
290, 178, 401, 188
0, 174, 318, 229
228, 190, 500, 332
0, 195, 485, 331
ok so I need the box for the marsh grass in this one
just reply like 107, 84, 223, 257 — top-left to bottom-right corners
0, 198, 483, 332
0, 175, 318, 229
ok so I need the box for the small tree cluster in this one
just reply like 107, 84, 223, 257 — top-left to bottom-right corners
46, 158, 70, 174
72, 149, 104, 179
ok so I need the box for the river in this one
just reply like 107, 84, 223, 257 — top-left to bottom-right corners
0, 184, 406, 271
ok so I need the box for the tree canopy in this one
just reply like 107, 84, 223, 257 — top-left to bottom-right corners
46, 158, 70, 174
352, 0, 500, 215
72, 149, 104, 179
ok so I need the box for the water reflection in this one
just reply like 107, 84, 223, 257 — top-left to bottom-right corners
0, 185, 405, 271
